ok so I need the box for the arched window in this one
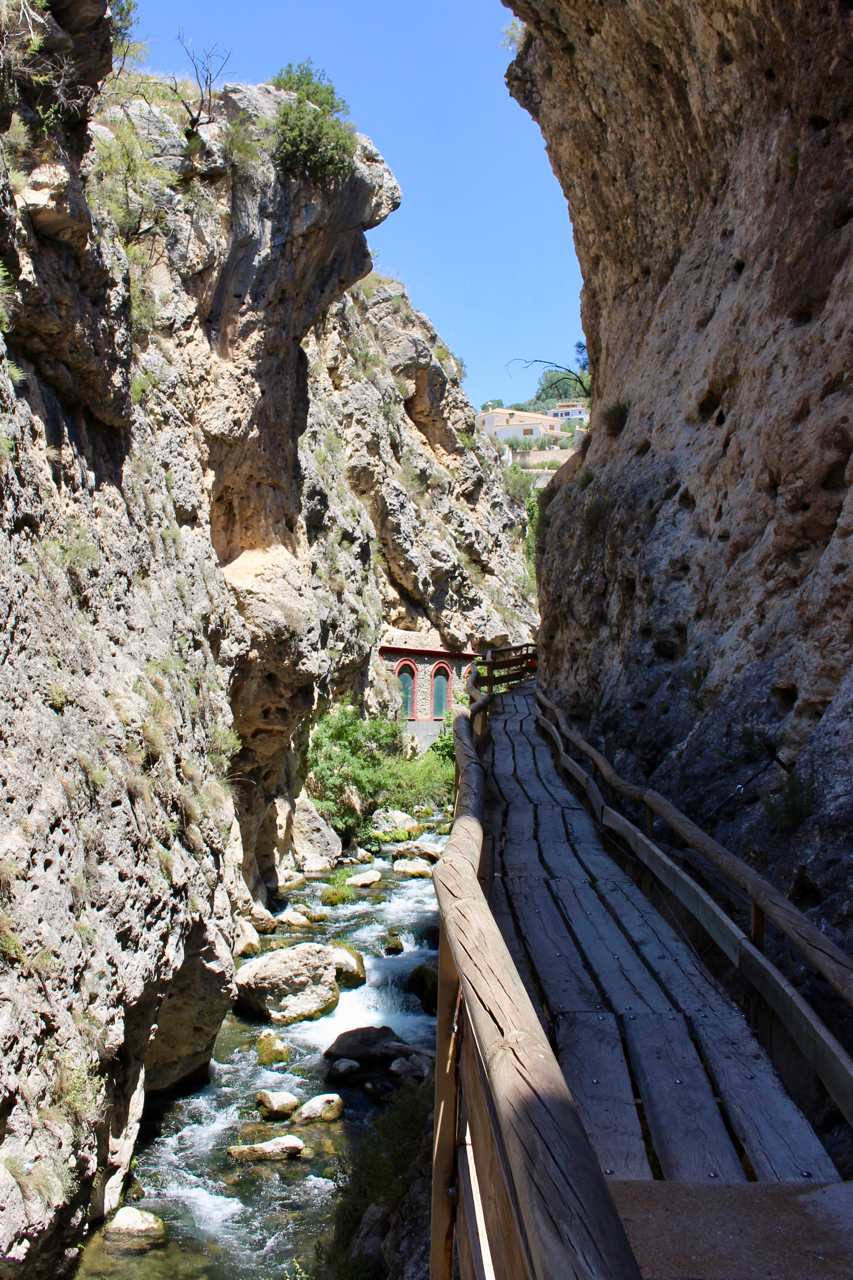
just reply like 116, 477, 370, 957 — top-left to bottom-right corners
432, 665, 450, 719
397, 663, 416, 719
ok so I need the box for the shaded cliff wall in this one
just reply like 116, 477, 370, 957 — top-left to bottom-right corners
506, 2, 853, 944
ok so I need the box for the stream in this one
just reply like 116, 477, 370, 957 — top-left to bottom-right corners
74, 822, 446, 1279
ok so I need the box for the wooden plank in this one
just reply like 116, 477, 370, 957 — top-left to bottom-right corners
491, 728, 529, 778
502, 804, 540, 876
489, 878, 548, 1031
532, 740, 579, 805
536, 692, 853, 1012
556, 1012, 653, 1182
431, 927, 460, 1280
622, 1013, 747, 1184
506, 876, 602, 1015
456, 1103, 496, 1280
460, 1027, 535, 1280
602, 808, 744, 966
511, 737, 556, 805
536, 806, 592, 885
586, 774, 605, 820
739, 939, 853, 1130
550, 880, 672, 1014
597, 879, 840, 1183
436, 709, 645, 1280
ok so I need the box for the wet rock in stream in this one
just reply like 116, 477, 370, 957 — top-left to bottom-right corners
236, 944, 339, 1024
332, 943, 367, 988
256, 1090, 299, 1119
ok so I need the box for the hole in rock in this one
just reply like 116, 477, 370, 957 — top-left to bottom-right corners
809, 115, 831, 131
698, 389, 722, 418
716, 410, 726, 426
822, 460, 849, 491
635, 440, 651, 457
733, 259, 745, 275
764, 68, 776, 81
678, 489, 696, 511
771, 684, 798, 716
834, 205, 853, 229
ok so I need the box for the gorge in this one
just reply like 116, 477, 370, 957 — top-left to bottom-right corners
1, 0, 852, 1276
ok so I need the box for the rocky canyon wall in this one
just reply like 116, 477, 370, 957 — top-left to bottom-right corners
506, 1, 853, 950
0, 16, 535, 1274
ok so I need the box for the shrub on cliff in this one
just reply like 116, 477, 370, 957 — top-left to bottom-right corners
306, 699, 454, 842
271, 59, 356, 186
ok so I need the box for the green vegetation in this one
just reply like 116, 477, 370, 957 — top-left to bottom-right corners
271, 60, 357, 186
761, 761, 815, 833
503, 462, 536, 502
320, 867, 356, 907
502, 19, 527, 53
502, 434, 536, 453
601, 400, 630, 436
307, 699, 455, 843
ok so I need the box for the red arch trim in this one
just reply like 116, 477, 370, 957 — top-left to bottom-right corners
430, 662, 452, 720
394, 658, 418, 721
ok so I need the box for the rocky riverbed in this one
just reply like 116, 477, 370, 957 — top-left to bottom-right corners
73, 816, 446, 1279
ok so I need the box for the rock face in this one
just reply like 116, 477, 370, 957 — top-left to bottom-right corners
143, 920, 236, 1093
0, 7, 534, 1269
507, 2, 853, 945
235, 944, 339, 1024
290, 795, 343, 871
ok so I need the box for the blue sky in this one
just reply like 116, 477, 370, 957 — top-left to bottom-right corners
137, 0, 584, 410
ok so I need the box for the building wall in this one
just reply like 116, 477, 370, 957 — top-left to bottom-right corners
383, 648, 476, 725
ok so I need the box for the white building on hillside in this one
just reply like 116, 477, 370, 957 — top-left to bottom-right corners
548, 400, 590, 424
476, 405, 555, 442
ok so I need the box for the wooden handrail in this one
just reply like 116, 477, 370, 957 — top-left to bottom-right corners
536, 690, 853, 1011
430, 702, 641, 1280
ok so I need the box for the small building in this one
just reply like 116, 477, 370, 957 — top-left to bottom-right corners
379, 632, 481, 749
548, 400, 590, 425
475, 405, 555, 442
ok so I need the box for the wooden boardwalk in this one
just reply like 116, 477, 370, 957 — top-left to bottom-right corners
484, 684, 839, 1188
431, 652, 853, 1280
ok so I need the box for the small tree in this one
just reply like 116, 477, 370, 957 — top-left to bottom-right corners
271, 59, 356, 187
167, 32, 231, 140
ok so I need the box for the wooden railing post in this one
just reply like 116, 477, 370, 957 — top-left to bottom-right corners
431, 924, 461, 1280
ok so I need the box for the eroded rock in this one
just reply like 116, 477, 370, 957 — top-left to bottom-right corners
256, 1031, 291, 1067
332, 943, 367, 989
293, 1092, 344, 1123
256, 1090, 299, 1119
227, 1135, 304, 1161
236, 944, 339, 1025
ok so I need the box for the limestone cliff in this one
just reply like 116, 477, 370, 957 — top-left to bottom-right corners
0, 19, 534, 1272
506, 1, 853, 948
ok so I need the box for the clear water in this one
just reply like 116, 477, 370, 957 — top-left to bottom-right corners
74, 835, 444, 1280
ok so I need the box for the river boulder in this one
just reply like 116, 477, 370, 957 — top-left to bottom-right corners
256, 1029, 291, 1066
332, 943, 366, 988
105, 1208, 166, 1242
406, 962, 438, 1014
324, 1025, 424, 1064
237, 945, 339, 1025
294, 1092, 344, 1123
256, 1089, 299, 1119
291, 794, 343, 871
227, 1135, 304, 1161
233, 918, 261, 959
346, 869, 381, 888
393, 857, 432, 878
